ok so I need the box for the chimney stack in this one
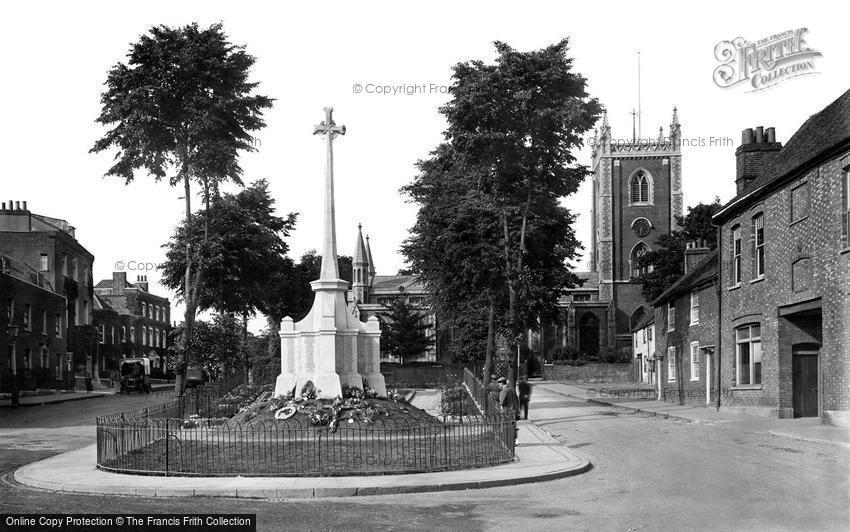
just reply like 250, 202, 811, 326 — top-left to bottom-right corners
136, 275, 149, 291
684, 240, 711, 274
736, 126, 782, 195
112, 271, 127, 294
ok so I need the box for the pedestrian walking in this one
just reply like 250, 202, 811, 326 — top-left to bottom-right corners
497, 377, 519, 419
518, 379, 532, 420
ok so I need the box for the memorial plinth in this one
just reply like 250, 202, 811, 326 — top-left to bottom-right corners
275, 107, 386, 399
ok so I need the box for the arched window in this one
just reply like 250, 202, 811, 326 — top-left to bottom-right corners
630, 170, 651, 204
630, 242, 650, 278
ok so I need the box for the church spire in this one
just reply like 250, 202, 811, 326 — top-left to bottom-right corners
352, 224, 369, 303
354, 223, 368, 265
365, 234, 375, 285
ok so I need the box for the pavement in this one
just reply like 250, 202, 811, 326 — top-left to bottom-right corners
13, 420, 590, 499
538, 381, 850, 449
0, 383, 176, 408
0, 391, 112, 408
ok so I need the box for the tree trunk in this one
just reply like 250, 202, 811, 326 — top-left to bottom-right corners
242, 310, 252, 384
482, 300, 496, 415
177, 170, 193, 396
502, 208, 518, 387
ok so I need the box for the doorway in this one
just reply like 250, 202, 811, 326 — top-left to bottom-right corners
578, 313, 600, 358
792, 349, 819, 418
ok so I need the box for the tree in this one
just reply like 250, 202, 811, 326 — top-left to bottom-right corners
379, 297, 434, 364
402, 39, 600, 385
635, 199, 723, 302
168, 314, 242, 379
160, 180, 297, 380
91, 23, 273, 394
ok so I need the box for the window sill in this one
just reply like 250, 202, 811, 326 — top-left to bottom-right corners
789, 216, 808, 227
727, 284, 741, 291
841, 246, 850, 255
690, 321, 700, 327
731, 385, 763, 391
750, 276, 765, 284
690, 377, 700, 382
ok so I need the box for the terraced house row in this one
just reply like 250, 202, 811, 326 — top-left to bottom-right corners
635, 89, 850, 427
1, 203, 173, 393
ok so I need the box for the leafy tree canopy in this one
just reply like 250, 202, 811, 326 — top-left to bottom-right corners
379, 297, 434, 364
635, 198, 723, 302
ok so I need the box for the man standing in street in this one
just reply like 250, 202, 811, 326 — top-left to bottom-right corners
497, 377, 519, 419
518, 378, 532, 420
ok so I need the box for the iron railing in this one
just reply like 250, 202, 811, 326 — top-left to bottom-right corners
96, 380, 515, 477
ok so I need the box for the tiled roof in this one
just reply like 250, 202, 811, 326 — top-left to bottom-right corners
370, 275, 426, 293
651, 250, 718, 307
716, 89, 850, 220
93, 293, 116, 312
632, 311, 655, 332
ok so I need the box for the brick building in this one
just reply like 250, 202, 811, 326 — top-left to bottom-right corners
1, 253, 70, 392
712, 89, 850, 425
0, 202, 97, 387
650, 245, 719, 407
94, 272, 172, 375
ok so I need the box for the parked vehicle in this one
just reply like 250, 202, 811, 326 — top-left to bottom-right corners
119, 358, 150, 394
185, 365, 209, 388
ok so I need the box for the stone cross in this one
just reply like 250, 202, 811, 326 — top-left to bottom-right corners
313, 107, 346, 281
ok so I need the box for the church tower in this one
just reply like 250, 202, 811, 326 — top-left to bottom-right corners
352, 223, 371, 303
589, 107, 683, 347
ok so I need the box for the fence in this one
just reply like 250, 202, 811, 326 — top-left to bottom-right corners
96, 379, 515, 477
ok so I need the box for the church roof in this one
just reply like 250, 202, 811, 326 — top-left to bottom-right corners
570, 270, 599, 288
715, 89, 850, 222
370, 275, 427, 294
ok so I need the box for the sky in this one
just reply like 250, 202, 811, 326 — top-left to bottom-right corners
1, 1, 846, 332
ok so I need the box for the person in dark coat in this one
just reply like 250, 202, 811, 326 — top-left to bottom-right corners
517, 379, 532, 420
497, 377, 520, 419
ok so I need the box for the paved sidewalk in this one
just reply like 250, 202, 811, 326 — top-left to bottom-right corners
538, 381, 850, 448
0, 391, 111, 408
14, 421, 589, 499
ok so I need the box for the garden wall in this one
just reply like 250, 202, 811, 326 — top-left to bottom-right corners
543, 363, 634, 383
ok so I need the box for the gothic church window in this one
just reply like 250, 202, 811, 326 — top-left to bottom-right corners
630, 171, 651, 204
630, 242, 650, 278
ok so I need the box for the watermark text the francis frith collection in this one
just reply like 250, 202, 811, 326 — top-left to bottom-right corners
713, 28, 822, 92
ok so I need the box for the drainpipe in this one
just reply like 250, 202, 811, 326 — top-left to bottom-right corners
714, 223, 722, 411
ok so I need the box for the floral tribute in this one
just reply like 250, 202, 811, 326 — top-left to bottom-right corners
228, 378, 417, 431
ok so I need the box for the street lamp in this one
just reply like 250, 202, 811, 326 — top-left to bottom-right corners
6, 324, 20, 407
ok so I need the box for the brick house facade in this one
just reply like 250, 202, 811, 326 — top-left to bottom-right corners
1, 254, 70, 392
0, 202, 97, 387
713, 89, 850, 425
94, 272, 172, 375
651, 247, 719, 407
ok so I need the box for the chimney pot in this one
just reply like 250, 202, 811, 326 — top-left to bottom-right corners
22, 201, 27, 210
742, 128, 754, 145
766, 127, 776, 143
15, 201, 20, 210
1, 203, 5, 210
755, 126, 764, 143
